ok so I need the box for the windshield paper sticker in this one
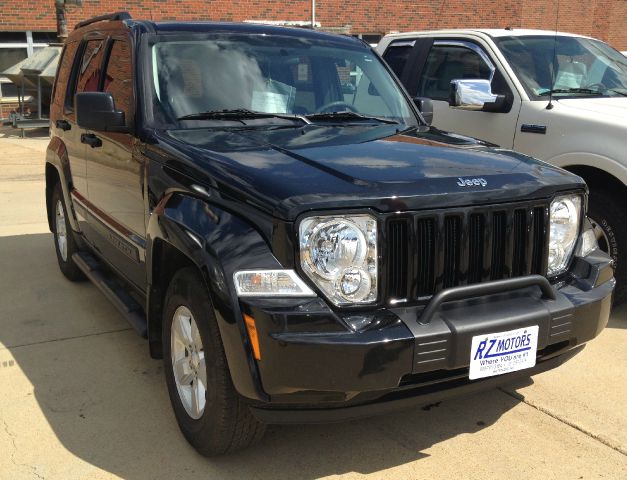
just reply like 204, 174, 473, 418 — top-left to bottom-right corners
469, 325, 539, 380
251, 91, 289, 113
251, 79, 296, 114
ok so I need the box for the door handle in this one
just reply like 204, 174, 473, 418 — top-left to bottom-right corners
55, 119, 71, 131
81, 133, 102, 148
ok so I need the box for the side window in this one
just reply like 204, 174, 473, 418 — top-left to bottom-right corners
65, 38, 106, 114
50, 41, 78, 119
76, 39, 106, 93
102, 40, 133, 125
383, 42, 415, 78
418, 44, 492, 101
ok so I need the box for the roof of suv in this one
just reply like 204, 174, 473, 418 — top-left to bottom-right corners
72, 15, 366, 47
384, 28, 592, 40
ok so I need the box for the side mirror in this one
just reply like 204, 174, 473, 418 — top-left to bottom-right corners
448, 79, 507, 113
413, 97, 434, 126
75, 92, 127, 132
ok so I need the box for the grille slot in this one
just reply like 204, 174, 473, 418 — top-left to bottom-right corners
416, 218, 435, 297
512, 209, 527, 277
531, 206, 547, 274
490, 211, 507, 279
442, 216, 461, 289
467, 214, 484, 284
386, 219, 409, 300
385, 202, 550, 304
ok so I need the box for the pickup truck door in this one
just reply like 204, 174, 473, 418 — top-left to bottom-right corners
82, 37, 147, 291
385, 38, 521, 148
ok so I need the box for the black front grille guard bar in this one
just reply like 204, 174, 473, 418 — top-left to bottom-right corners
418, 274, 556, 324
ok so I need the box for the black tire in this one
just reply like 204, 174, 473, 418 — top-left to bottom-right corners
588, 188, 627, 305
51, 183, 85, 281
162, 267, 265, 456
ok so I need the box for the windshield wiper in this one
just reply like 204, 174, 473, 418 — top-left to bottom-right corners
608, 88, 627, 97
305, 111, 399, 124
538, 88, 602, 96
177, 108, 310, 124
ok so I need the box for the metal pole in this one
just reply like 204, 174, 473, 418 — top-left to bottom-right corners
311, 0, 315, 28
37, 76, 42, 120
20, 83, 24, 117
55, 0, 68, 42
56, 1, 83, 43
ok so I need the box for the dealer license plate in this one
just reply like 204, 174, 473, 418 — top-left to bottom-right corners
469, 325, 539, 380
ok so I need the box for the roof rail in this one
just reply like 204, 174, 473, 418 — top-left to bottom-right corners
74, 11, 132, 30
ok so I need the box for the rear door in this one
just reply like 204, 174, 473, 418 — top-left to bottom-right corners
49, 39, 79, 179
51, 37, 106, 205
383, 37, 521, 148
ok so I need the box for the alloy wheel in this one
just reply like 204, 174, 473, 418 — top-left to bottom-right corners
171, 305, 207, 420
55, 199, 68, 262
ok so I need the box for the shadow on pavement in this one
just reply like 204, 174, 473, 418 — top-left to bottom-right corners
0, 233, 524, 479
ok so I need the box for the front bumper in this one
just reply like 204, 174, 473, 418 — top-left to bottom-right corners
239, 251, 614, 423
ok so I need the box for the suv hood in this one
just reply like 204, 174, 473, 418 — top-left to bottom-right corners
558, 96, 627, 121
158, 125, 583, 220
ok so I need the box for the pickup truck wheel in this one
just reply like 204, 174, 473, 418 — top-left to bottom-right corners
51, 183, 85, 281
588, 189, 627, 305
162, 267, 265, 456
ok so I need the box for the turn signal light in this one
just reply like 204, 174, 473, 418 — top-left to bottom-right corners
243, 314, 261, 361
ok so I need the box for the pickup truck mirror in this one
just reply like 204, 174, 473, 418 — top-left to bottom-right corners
413, 97, 434, 126
448, 79, 507, 113
75, 92, 128, 132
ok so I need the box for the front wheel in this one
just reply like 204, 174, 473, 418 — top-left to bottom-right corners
162, 267, 265, 456
588, 189, 627, 305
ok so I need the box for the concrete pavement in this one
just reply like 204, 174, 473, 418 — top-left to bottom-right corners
0, 126, 626, 479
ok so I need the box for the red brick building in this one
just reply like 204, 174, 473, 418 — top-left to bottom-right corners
0, 1, 625, 49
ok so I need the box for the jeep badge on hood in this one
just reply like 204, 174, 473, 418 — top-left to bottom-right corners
457, 177, 488, 187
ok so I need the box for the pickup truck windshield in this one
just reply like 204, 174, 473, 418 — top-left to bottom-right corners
495, 35, 627, 99
150, 34, 419, 128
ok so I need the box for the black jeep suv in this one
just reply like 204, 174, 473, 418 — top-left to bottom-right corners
46, 12, 614, 455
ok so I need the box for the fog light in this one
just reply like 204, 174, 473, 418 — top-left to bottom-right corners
337, 267, 371, 301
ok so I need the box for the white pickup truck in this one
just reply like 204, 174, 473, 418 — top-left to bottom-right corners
377, 29, 627, 304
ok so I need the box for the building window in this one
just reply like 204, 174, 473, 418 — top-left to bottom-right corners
0, 30, 53, 77
0, 47, 28, 72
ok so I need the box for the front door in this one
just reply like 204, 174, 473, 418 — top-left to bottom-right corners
82, 37, 147, 291
391, 38, 522, 148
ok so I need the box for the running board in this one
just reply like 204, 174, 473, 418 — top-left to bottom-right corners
72, 252, 148, 338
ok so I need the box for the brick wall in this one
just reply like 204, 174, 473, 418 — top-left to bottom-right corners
0, 1, 625, 50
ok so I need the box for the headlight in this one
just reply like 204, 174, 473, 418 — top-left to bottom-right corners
548, 194, 582, 276
299, 215, 377, 306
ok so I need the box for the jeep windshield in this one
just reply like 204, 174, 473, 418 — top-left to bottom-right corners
149, 34, 419, 128
495, 35, 627, 99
